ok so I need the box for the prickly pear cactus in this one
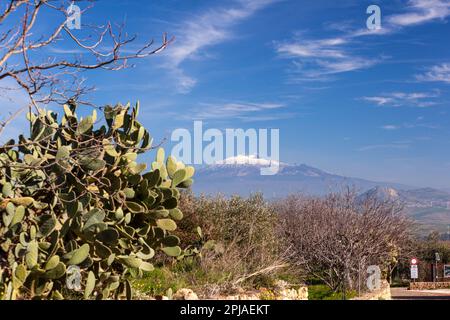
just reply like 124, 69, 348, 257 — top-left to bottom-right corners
0, 102, 194, 299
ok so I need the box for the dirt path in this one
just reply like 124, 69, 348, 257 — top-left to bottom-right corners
391, 287, 450, 300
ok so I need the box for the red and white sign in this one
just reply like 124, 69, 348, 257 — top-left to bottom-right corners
411, 258, 418, 265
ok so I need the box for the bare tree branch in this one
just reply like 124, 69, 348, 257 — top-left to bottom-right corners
0, 0, 172, 136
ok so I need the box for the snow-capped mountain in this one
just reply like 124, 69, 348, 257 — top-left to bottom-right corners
193, 156, 414, 197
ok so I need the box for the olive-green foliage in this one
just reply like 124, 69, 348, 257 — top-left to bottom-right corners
0, 102, 194, 299
176, 192, 285, 289
178, 192, 278, 251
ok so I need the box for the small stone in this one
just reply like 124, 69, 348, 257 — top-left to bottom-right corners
273, 279, 289, 290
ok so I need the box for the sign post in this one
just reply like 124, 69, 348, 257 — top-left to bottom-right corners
411, 258, 418, 282
435, 252, 441, 282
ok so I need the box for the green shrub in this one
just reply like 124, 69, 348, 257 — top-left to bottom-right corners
0, 102, 194, 299
176, 192, 287, 292
308, 284, 357, 300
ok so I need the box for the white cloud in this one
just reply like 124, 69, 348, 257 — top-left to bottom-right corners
163, 0, 278, 93
358, 142, 410, 151
316, 58, 376, 74
404, 122, 438, 129
363, 96, 396, 106
416, 63, 450, 83
349, 27, 395, 38
275, 0, 450, 82
191, 101, 286, 120
237, 112, 296, 122
351, 0, 450, 36
380, 115, 438, 132
275, 33, 379, 80
170, 68, 198, 94
276, 37, 348, 59
361, 90, 440, 108
381, 125, 400, 130
48, 48, 86, 54
215, 154, 282, 166
388, 0, 450, 27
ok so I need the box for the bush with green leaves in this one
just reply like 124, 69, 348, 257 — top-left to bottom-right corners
0, 102, 194, 299
175, 192, 286, 291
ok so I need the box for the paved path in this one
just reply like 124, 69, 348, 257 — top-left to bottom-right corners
391, 287, 450, 300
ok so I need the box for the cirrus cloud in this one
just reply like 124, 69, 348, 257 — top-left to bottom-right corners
162, 0, 279, 93
361, 90, 441, 108
416, 63, 450, 83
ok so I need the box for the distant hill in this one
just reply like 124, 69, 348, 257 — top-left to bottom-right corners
358, 186, 450, 236
193, 156, 450, 236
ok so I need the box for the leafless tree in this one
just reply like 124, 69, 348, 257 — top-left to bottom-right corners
0, 0, 172, 135
276, 191, 413, 294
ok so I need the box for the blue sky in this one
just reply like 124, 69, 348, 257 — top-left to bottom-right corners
2, 0, 450, 189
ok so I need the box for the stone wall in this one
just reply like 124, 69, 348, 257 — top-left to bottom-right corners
171, 280, 309, 300
409, 282, 450, 290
